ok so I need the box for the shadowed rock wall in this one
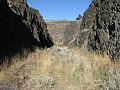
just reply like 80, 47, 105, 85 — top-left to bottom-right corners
0, 0, 53, 63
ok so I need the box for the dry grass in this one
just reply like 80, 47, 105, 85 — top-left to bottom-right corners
0, 46, 120, 90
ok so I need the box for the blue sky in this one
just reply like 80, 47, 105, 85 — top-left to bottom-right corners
27, 0, 92, 20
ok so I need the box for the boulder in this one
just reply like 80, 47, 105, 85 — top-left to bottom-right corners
74, 0, 120, 60
0, 0, 54, 63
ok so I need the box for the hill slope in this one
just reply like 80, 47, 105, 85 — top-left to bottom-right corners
46, 20, 81, 45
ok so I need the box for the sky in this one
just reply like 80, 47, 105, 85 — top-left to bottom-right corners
27, 0, 92, 20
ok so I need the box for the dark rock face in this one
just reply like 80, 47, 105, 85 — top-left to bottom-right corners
74, 0, 120, 60
0, 0, 53, 63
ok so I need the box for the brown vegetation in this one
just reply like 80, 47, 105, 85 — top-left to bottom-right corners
0, 46, 120, 90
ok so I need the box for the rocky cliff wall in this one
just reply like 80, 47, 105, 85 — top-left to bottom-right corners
74, 0, 120, 60
0, 0, 53, 63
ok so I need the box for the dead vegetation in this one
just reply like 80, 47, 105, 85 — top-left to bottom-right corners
0, 46, 120, 90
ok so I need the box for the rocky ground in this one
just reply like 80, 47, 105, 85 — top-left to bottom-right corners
0, 45, 120, 90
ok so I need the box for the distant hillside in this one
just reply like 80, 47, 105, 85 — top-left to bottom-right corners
46, 20, 81, 45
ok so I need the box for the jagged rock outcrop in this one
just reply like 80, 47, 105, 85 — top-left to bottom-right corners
76, 14, 82, 21
74, 0, 120, 60
0, 0, 53, 63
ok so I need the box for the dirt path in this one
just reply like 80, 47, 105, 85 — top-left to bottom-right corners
0, 46, 119, 90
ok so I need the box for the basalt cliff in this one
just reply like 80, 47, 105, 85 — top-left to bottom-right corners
73, 0, 120, 60
0, 0, 53, 63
